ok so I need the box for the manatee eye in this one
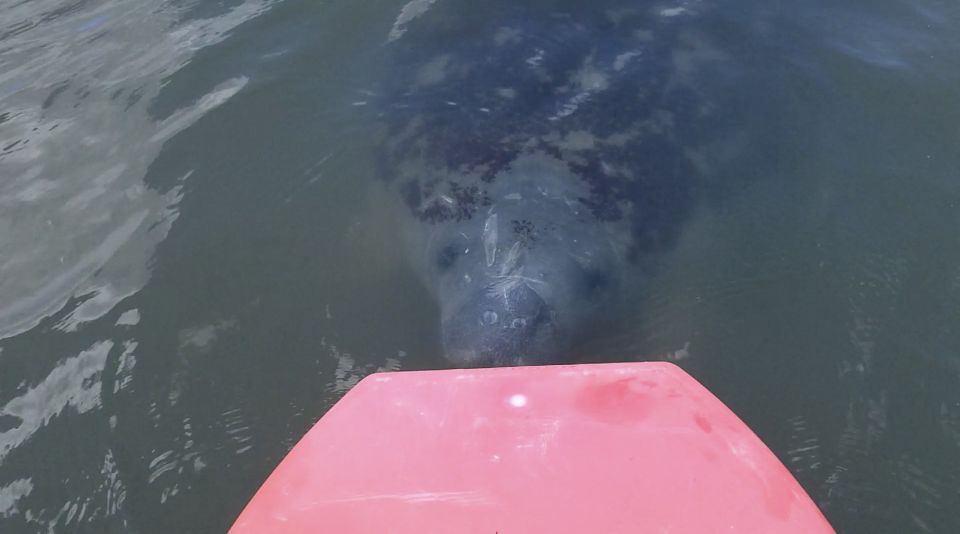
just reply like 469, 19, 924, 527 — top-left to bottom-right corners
437, 244, 460, 270
583, 269, 610, 295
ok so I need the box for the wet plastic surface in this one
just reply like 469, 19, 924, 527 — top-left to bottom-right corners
231, 362, 834, 533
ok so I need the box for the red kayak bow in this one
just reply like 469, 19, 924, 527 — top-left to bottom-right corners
231, 362, 833, 533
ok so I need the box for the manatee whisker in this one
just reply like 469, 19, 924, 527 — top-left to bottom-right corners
486, 274, 547, 301
497, 241, 524, 276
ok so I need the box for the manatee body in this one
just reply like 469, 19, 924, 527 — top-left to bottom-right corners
376, 1, 717, 366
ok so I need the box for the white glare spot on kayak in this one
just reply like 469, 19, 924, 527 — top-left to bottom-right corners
509, 394, 528, 408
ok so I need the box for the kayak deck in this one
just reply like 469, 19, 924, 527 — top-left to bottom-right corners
231, 362, 833, 533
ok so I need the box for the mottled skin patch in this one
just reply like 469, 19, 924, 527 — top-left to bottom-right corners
377, 2, 719, 253
511, 219, 537, 245
400, 179, 493, 223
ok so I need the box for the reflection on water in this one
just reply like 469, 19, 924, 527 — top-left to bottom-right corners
0, 0, 266, 338
0, 341, 111, 463
0, 0, 959, 532
0, 0, 276, 530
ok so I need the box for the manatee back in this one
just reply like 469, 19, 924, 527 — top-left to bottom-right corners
375, 0, 727, 260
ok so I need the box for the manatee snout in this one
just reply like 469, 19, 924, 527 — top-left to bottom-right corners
441, 281, 564, 367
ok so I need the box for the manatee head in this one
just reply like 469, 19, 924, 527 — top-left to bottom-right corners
410, 156, 625, 367
375, 0, 720, 367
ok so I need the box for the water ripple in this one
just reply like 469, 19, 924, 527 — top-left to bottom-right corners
0, 0, 270, 339
0, 340, 111, 463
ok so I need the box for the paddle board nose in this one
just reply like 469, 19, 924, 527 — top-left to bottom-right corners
230, 362, 834, 533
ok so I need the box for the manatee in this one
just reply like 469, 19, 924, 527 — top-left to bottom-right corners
374, 0, 723, 366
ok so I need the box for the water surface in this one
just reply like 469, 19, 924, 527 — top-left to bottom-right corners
1, 0, 959, 532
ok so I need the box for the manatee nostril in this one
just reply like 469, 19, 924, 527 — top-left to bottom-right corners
511, 318, 527, 329
482, 310, 499, 325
